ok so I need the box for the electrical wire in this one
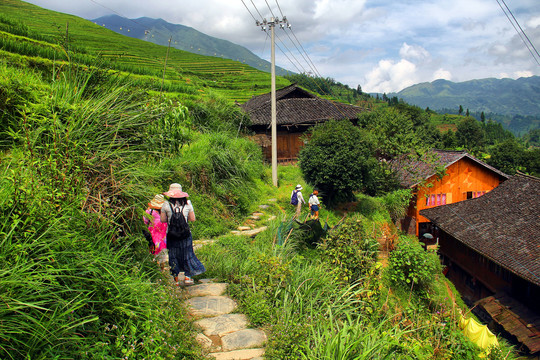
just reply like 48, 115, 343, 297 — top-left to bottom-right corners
274, 0, 285, 18
499, 0, 540, 61
240, 0, 260, 24
496, 0, 540, 66
263, 0, 277, 20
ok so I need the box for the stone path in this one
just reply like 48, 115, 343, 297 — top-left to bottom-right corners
179, 204, 278, 359
183, 280, 267, 359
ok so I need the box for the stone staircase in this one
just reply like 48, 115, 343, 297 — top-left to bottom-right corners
183, 280, 267, 359
179, 204, 278, 359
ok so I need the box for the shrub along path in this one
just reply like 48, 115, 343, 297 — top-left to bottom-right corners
166, 207, 275, 359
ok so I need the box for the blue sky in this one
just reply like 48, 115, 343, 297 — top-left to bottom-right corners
25, 0, 540, 93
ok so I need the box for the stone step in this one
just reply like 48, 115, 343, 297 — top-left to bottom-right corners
209, 348, 265, 360
221, 329, 267, 351
195, 313, 249, 337
185, 283, 228, 298
231, 226, 268, 237
185, 296, 237, 319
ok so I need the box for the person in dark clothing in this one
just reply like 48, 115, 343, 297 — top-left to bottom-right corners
160, 183, 205, 286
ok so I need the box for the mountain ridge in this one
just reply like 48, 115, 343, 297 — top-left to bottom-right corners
391, 76, 540, 118
91, 14, 292, 76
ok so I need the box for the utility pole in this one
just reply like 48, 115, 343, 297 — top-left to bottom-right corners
256, 16, 289, 187
160, 36, 172, 97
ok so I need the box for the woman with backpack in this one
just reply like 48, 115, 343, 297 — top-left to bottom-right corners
160, 183, 205, 286
291, 184, 305, 219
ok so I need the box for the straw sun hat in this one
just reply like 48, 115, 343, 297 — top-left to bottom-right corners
148, 194, 165, 209
163, 183, 189, 198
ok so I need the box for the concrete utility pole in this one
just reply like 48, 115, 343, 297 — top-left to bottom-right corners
256, 16, 289, 187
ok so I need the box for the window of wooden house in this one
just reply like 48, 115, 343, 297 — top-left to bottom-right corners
426, 193, 447, 206
473, 191, 486, 198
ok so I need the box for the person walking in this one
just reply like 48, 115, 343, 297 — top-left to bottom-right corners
143, 194, 168, 270
291, 184, 305, 219
308, 190, 320, 220
160, 183, 205, 286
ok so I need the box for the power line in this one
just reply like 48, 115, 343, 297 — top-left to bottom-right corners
240, 0, 259, 24
274, 0, 285, 18
499, 0, 540, 62
496, 0, 540, 66
242, 0, 364, 111
263, 0, 277, 20
249, 0, 265, 21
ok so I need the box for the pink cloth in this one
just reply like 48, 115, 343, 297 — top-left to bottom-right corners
144, 209, 167, 254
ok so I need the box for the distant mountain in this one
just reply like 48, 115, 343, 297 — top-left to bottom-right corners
91, 15, 292, 76
391, 76, 540, 117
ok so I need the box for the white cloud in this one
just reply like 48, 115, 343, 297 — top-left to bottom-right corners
514, 70, 534, 78
399, 43, 430, 62
364, 59, 417, 93
433, 69, 452, 81
527, 16, 540, 28
22, 0, 540, 91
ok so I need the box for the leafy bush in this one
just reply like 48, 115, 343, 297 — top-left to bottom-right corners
180, 131, 264, 215
379, 188, 412, 223
318, 215, 379, 284
299, 119, 378, 206
387, 236, 442, 291
144, 98, 193, 155
186, 92, 250, 133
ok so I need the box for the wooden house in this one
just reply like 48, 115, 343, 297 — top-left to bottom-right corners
240, 84, 366, 163
393, 150, 509, 236
420, 173, 540, 355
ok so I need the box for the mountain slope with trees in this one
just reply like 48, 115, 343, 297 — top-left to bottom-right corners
0, 1, 533, 358
92, 14, 292, 76
391, 76, 540, 135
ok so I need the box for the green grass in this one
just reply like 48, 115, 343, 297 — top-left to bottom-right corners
0, 0, 291, 102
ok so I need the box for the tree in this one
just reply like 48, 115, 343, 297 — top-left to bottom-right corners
456, 117, 484, 151
458, 105, 463, 116
487, 139, 524, 175
465, 108, 469, 117
441, 129, 457, 149
358, 107, 424, 160
298, 119, 378, 206
481, 111, 485, 123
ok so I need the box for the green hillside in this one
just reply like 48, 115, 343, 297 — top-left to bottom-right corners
392, 77, 540, 134
0, 1, 528, 359
92, 14, 293, 77
0, 0, 290, 103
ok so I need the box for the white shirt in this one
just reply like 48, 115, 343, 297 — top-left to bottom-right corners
292, 190, 305, 204
161, 200, 194, 224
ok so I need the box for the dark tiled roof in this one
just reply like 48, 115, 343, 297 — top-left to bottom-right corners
392, 149, 509, 188
420, 173, 540, 287
240, 84, 366, 126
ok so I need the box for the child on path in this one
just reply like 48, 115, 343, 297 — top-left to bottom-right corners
308, 190, 320, 220
291, 184, 305, 219
160, 183, 205, 286
143, 194, 168, 270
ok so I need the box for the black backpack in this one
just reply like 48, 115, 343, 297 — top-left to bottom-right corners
168, 203, 191, 240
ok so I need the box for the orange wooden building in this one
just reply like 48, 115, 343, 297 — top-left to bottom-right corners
394, 150, 509, 236
240, 84, 367, 163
